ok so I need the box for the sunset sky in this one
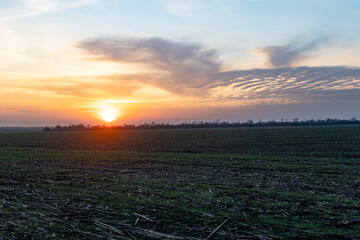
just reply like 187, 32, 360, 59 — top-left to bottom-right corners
1, 0, 360, 126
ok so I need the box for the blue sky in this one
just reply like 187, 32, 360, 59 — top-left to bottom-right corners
0, 0, 359, 125
8, 0, 360, 66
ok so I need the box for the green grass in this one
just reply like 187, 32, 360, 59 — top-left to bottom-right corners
1, 125, 360, 239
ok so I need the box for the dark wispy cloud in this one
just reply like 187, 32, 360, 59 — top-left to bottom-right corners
78, 37, 221, 95
209, 66, 360, 104
256, 37, 330, 67
74, 36, 360, 106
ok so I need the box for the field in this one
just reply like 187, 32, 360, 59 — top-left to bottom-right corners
1, 125, 360, 239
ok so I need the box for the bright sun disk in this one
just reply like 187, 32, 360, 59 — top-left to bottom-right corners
99, 105, 118, 122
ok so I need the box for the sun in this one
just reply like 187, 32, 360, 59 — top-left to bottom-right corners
99, 105, 118, 122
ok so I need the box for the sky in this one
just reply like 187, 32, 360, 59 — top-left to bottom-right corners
0, 0, 360, 126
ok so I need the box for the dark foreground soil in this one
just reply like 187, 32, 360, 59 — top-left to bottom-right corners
0, 125, 360, 239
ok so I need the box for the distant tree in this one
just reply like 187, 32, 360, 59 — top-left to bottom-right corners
47, 117, 360, 132
43, 127, 51, 132
246, 120, 253, 125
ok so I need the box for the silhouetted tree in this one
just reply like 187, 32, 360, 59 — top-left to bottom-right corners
43, 117, 360, 132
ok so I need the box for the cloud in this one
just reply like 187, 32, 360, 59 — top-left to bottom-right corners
0, 0, 96, 21
0, 25, 29, 67
256, 37, 330, 67
78, 37, 221, 95
208, 66, 360, 104
75, 36, 360, 107
39, 75, 143, 98
24, 0, 95, 11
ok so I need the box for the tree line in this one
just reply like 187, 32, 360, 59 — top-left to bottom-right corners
43, 117, 360, 131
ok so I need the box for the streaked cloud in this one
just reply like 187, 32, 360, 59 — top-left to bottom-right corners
209, 66, 360, 104
0, 25, 29, 67
4, 35, 356, 125
255, 36, 330, 67
78, 37, 221, 95
0, 0, 96, 21
77, 36, 360, 106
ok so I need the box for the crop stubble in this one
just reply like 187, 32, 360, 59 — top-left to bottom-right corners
0, 125, 359, 239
